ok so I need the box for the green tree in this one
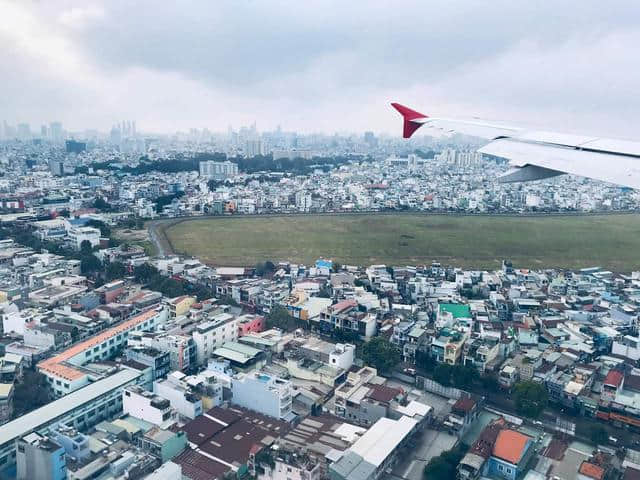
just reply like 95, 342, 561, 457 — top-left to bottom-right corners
80, 239, 93, 254
86, 219, 111, 237
266, 305, 297, 331
92, 197, 112, 211
452, 365, 478, 389
12, 370, 51, 417
134, 263, 159, 284
423, 443, 467, 480
360, 337, 400, 373
106, 261, 127, 280
80, 254, 102, 274
513, 381, 548, 419
434, 364, 453, 386
415, 350, 436, 373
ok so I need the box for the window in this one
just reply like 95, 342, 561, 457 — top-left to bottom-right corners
498, 465, 504, 471
506, 468, 512, 474
125, 391, 131, 397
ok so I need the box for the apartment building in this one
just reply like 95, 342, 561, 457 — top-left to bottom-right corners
231, 372, 293, 420
37, 307, 167, 396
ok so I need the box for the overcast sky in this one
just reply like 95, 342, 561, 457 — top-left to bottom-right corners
2, 1, 640, 137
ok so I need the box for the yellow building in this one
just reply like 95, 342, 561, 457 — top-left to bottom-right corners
168, 295, 197, 318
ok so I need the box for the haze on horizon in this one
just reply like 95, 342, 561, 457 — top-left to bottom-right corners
2, 1, 640, 138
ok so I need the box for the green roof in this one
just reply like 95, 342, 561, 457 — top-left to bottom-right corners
439, 303, 471, 319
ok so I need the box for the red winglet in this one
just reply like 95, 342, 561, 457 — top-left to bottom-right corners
391, 102, 428, 138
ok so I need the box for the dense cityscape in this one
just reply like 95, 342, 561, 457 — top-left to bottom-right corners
0, 122, 638, 480
4, 1, 640, 479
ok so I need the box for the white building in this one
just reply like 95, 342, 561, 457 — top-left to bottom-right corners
67, 226, 101, 250
199, 160, 238, 180
153, 371, 206, 420
231, 372, 293, 420
123, 385, 176, 427
329, 416, 418, 480
612, 335, 640, 361
192, 313, 239, 366
245, 139, 264, 157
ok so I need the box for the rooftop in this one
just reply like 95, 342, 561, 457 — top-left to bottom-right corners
38, 308, 160, 381
492, 429, 531, 465
0, 369, 140, 448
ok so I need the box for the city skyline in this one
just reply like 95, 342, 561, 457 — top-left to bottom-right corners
3, 1, 640, 138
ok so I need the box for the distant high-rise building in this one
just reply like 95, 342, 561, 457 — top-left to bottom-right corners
49, 122, 63, 143
199, 160, 238, 180
49, 160, 64, 177
65, 140, 86, 154
40, 125, 48, 139
364, 131, 377, 147
110, 125, 122, 145
245, 139, 264, 157
17, 123, 31, 141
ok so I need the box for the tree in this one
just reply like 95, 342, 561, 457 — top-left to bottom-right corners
12, 370, 51, 417
434, 364, 453, 386
266, 305, 297, 331
86, 219, 111, 237
513, 381, 548, 419
452, 364, 478, 389
332, 261, 342, 273
423, 443, 467, 480
360, 337, 400, 373
106, 261, 127, 280
80, 239, 93, 254
92, 197, 112, 211
80, 254, 102, 274
134, 263, 159, 284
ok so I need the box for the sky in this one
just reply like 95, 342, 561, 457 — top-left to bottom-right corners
2, 1, 640, 137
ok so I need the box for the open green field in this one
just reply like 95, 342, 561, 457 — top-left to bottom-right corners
162, 214, 640, 271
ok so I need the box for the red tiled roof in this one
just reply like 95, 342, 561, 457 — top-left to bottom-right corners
492, 429, 530, 465
37, 308, 159, 381
604, 369, 623, 388
579, 461, 605, 480
453, 397, 477, 414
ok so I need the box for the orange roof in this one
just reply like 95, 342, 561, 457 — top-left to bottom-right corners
579, 462, 605, 480
492, 429, 530, 465
38, 309, 159, 381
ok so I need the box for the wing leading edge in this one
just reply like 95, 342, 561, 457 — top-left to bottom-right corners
391, 102, 640, 189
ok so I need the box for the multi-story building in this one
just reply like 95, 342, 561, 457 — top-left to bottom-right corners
231, 372, 293, 420
153, 371, 205, 419
257, 447, 322, 480
0, 369, 142, 474
167, 295, 196, 318
125, 346, 171, 384
123, 385, 176, 427
128, 331, 196, 373
16, 432, 66, 480
199, 160, 239, 180
37, 307, 166, 396
318, 300, 377, 339
192, 313, 239, 366
328, 416, 418, 480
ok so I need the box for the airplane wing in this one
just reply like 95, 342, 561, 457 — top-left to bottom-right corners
391, 102, 640, 189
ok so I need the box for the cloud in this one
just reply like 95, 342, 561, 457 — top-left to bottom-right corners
58, 5, 105, 29
1, 0, 639, 137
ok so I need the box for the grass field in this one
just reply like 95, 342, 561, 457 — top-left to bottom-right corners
162, 214, 640, 271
